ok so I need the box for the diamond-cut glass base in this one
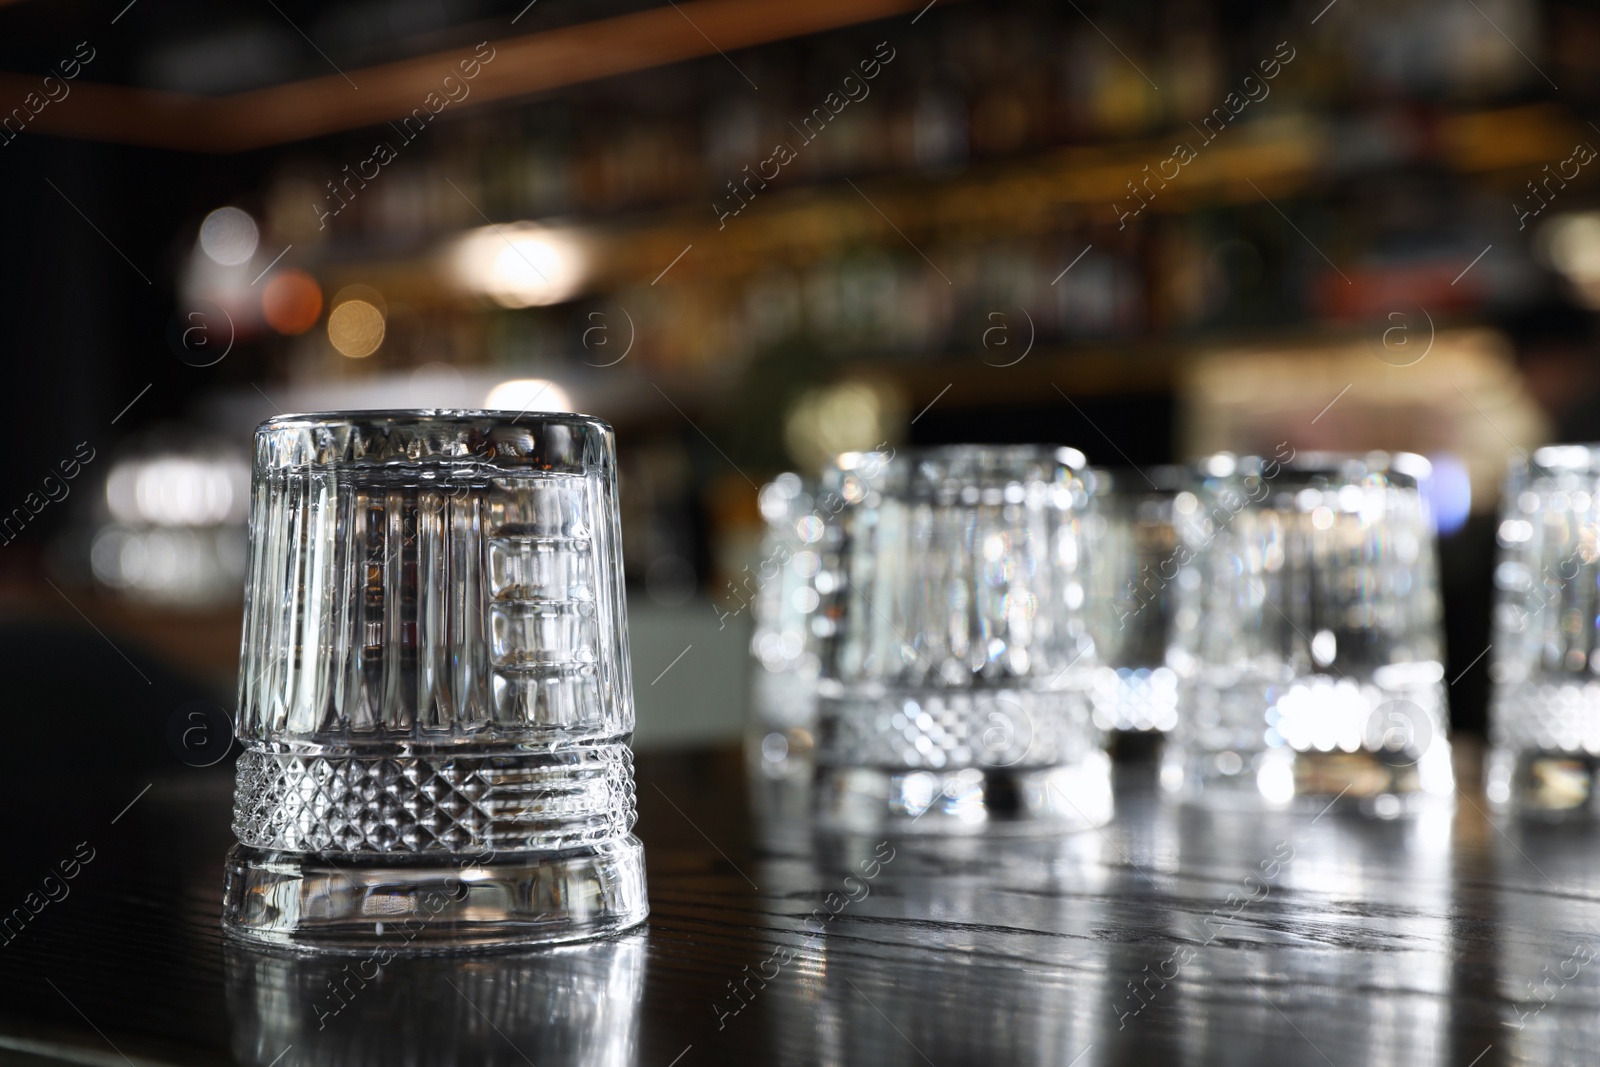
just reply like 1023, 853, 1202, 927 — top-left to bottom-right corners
232, 746, 636, 853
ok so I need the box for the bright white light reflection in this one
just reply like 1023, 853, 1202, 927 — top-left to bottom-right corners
1054, 446, 1087, 469
1275, 678, 1370, 753
946, 768, 988, 824
106, 455, 250, 526
1533, 444, 1595, 471
451, 223, 586, 307
900, 771, 939, 817
484, 378, 573, 414
1417, 740, 1456, 798
1257, 761, 1296, 805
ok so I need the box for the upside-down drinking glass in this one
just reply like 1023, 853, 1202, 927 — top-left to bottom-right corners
1488, 445, 1600, 815
1163, 452, 1454, 814
812, 445, 1110, 833
222, 411, 647, 951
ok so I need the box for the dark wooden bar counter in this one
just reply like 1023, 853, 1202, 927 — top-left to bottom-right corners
0, 736, 1591, 1067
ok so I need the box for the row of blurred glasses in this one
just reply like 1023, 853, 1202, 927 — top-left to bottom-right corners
745, 443, 1600, 833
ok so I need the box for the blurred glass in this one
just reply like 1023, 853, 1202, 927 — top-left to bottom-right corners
1163, 452, 1453, 814
746, 472, 823, 781
1087, 466, 1186, 736
1488, 445, 1600, 815
811, 445, 1110, 834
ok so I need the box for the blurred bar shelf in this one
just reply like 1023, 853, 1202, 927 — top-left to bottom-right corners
311, 102, 1588, 303
3, 0, 964, 152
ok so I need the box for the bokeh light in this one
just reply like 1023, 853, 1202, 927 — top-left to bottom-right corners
1542, 213, 1600, 309
783, 380, 904, 471
105, 454, 251, 527
328, 298, 386, 358
1425, 452, 1473, 536
450, 223, 587, 307
199, 206, 260, 266
262, 269, 323, 334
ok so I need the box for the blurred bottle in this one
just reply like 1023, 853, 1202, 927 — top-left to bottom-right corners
912, 78, 969, 170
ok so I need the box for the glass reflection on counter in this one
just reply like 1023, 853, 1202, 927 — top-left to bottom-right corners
1162, 803, 1453, 1067
224, 934, 645, 1067
1491, 818, 1600, 1064
754, 831, 1108, 1067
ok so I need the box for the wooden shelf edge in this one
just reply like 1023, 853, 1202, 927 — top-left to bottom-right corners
8, 0, 951, 153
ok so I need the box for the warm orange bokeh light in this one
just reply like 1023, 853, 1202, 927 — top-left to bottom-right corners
262, 269, 323, 335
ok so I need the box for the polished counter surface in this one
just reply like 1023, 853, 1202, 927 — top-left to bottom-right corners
0, 742, 1592, 1067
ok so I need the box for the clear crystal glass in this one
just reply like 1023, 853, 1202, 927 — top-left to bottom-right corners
1085, 466, 1185, 735
1162, 452, 1454, 814
221, 411, 647, 951
1487, 445, 1600, 815
812, 445, 1111, 834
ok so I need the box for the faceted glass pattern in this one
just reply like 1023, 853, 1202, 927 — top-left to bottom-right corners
222, 411, 647, 951
812, 445, 1111, 834
1164, 452, 1454, 813
1488, 445, 1600, 814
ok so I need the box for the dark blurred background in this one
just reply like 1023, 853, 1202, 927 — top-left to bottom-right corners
2, 0, 1598, 774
